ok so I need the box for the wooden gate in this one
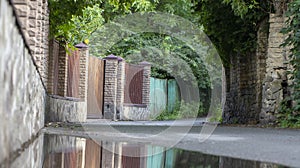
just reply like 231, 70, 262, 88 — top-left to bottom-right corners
124, 64, 144, 104
67, 50, 80, 98
87, 56, 105, 118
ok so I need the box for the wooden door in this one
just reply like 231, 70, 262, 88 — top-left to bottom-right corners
87, 56, 105, 118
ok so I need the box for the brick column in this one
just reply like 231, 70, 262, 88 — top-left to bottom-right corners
116, 57, 125, 120
75, 43, 89, 100
139, 62, 151, 106
103, 55, 119, 120
57, 44, 68, 97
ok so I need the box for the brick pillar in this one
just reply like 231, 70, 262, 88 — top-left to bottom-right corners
139, 62, 151, 106
57, 44, 68, 97
116, 57, 125, 120
103, 55, 119, 120
75, 42, 89, 100
47, 39, 54, 94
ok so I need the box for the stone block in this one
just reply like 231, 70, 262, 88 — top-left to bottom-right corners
14, 4, 29, 17
46, 96, 87, 122
122, 105, 150, 120
270, 80, 282, 93
0, 0, 47, 163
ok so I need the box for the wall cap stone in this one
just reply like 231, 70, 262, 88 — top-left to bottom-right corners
49, 95, 84, 102
123, 103, 147, 107
139, 61, 151, 65
117, 56, 124, 61
104, 54, 118, 60
75, 42, 88, 48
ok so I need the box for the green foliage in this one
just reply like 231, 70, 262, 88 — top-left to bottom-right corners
222, 0, 259, 18
279, 0, 300, 128
198, 0, 270, 64
49, 0, 158, 45
108, 32, 211, 110
155, 101, 205, 120
277, 98, 300, 128
55, 4, 105, 45
49, 0, 101, 41
209, 104, 223, 123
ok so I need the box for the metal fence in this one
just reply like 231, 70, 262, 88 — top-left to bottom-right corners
124, 63, 144, 104
150, 78, 181, 115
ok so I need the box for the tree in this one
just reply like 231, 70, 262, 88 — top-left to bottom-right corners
49, 0, 158, 45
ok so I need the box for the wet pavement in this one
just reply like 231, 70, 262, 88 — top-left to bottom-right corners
42, 134, 286, 168
1, 120, 300, 167
42, 121, 300, 168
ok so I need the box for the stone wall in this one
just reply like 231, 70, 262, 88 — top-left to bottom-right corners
260, 14, 291, 124
256, 18, 269, 123
223, 17, 269, 124
223, 52, 260, 124
122, 105, 150, 120
46, 95, 87, 123
223, 12, 292, 125
10, 135, 44, 168
0, 0, 46, 164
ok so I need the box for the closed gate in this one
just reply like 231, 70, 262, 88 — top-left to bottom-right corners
87, 56, 105, 118
67, 50, 80, 98
124, 64, 144, 104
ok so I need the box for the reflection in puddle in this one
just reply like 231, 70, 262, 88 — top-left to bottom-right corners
41, 134, 287, 168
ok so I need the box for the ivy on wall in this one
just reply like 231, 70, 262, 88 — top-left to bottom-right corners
198, 0, 270, 64
279, 0, 300, 128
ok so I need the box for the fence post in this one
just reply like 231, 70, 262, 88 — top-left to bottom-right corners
47, 39, 59, 94
57, 43, 68, 97
116, 57, 125, 120
75, 42, 89, 101
140, 62, 151, 106
103, 54, 119, 120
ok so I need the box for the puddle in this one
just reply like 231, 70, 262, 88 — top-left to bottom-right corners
41, 134, 287, 168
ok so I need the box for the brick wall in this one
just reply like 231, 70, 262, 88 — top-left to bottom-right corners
12, 0, 49, 88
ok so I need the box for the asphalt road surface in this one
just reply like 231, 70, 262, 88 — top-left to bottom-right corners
44, 120, 300, 167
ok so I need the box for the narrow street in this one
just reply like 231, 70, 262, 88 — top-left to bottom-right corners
44, 120, 300, 167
